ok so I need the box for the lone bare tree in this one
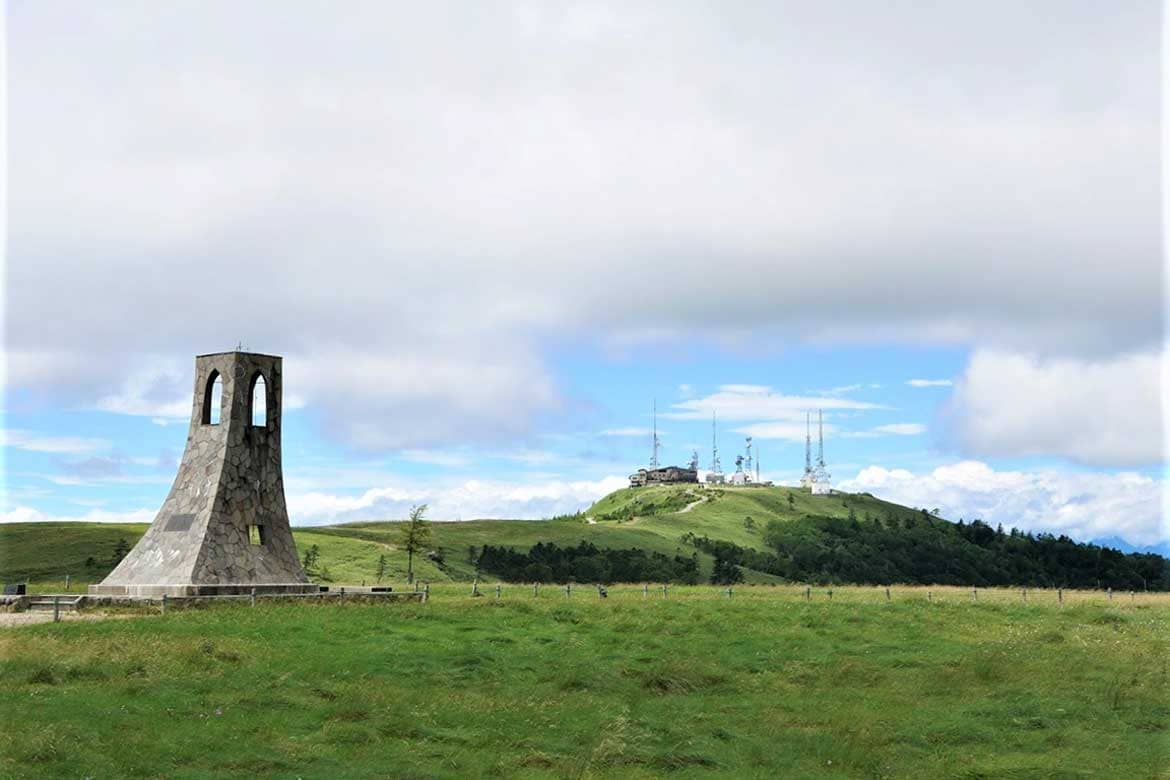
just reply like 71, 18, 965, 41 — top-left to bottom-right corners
399, 504, 431, 584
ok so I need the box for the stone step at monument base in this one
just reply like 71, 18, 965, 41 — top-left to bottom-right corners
27, 596, 83, 612
88, 583, 321, 598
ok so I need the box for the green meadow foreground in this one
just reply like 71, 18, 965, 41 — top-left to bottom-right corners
2, 588, 1168, 778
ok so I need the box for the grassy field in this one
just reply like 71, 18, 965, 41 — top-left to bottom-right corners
2, 588, 1167, 778
0, 485, 908, 589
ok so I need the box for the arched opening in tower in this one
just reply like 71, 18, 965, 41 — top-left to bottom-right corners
202, 371, 223, 425
249, 373, 267, 427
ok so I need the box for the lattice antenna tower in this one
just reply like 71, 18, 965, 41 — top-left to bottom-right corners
650, 399, 661, 468
817, 409, 825, 468
744, 436, 753, 479
710, 411, 723, 475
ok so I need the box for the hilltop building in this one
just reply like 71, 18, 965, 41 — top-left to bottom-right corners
629, 465, 699, 487
629, 400, 698, 487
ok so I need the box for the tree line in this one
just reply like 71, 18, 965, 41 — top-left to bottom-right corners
472, 541, 702, 584
685, 511, 1170, 589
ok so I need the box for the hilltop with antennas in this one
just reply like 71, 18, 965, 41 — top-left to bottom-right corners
629, 401, 844, 493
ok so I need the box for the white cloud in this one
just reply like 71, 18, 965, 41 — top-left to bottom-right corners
871, 423, 926, 436
4, 3, 1160, 454
398, 450, 472, 468
841, 460, 1167, 547
841, 423, 927, 438
816, 383, 879, 396
735, 422, 834, 442
946, 348, 1162, 466
286, 475, 629, 525
600, 427, 652, 437
670, 385, 880, 423
0, 429, 110, 454
286, 347, 560, 450
0, 506, 156, 525
906, 379, 953, 388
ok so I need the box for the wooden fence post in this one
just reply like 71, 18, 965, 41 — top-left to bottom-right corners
472, 579, 479, 597
65, 574, 70, 592
533, 582, 539, 597
495, 584, 501, 599
162, 593, 167, 615
1058, 588, 1063, 606
1022, 588, 1027, 603
566, 583, 572, 599
971, 587, 977, 602
423, 583, 429, 603
828, 588, 833, 601
643, 583, 649, 599
928, 590, 932, 603
251, 587, 257, 608
1107, 587, 1112, 602
885, 586, 890, 601
805, 586, 811, 602
53, 596, 60, 623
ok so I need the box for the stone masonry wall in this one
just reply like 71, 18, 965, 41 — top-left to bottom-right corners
95, 351, 309, 593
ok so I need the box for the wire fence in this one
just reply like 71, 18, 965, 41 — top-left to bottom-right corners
12, 577, 1169, 611
425, 581, 1169, 609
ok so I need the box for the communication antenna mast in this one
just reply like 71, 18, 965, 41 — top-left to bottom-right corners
650, 399, 661, 468
689, 450, 700, 471
817, 409, 825, 467
710, 411, 722, 475
756, 445, 760, 483
744, 436, 753, 480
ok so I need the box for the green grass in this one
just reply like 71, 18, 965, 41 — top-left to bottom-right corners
2, 590, 1167, 778
0, 485, 902, 589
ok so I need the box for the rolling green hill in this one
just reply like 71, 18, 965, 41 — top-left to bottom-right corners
0, 485, 872, 588
3, 484, 1166, 590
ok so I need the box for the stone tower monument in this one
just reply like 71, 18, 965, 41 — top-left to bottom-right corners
92, 351, 314, 597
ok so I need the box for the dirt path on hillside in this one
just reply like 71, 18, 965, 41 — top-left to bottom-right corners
677, 496, 706, 514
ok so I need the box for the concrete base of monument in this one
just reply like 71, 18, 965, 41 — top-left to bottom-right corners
88, 582, 321, 598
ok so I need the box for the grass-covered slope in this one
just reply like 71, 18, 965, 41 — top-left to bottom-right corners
0, 485, 873, 588
5, 484, 1165, 589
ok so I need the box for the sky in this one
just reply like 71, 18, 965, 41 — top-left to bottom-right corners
2, 2, 1166, 553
